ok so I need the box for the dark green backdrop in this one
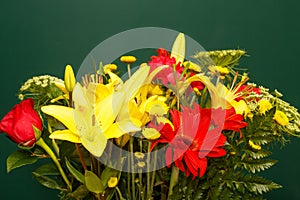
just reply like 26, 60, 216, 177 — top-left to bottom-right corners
1, 0, 299, 199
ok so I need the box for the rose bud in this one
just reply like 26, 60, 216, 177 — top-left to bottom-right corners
0, 98, 42, 146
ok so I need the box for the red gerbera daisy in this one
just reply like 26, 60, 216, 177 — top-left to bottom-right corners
151, 104, 247, 178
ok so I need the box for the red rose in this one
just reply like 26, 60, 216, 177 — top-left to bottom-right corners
0, 98, 42, 146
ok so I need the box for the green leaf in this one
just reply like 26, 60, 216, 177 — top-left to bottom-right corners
84, 170, 104, 194
7, 150, 38, 173
65, 158, 85, 184
33, 163, 59, 175
32, 172, 62, 190
33, 125, 42, 140
243, 175, 282, 195
240, 159, 278, 173
68, 185, 90, 199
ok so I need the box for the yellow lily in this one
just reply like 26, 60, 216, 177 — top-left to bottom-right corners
42, 66, 150, 157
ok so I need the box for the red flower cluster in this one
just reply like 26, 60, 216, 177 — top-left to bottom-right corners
0, 98, 42, 146
148, 48, 204, 90
151, 104, 247, 178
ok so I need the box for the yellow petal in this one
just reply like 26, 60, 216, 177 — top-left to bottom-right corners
170, 33, 185, 64
49, 130, 81, 143
95, 84, 114, 103
122, 65, 150, 102
105, 119, 141, 139
145, 65, 169, 84
41, 105, 77, 133
107, 177, 118, 188
80, 126, 107, 157
231, 100, 249, 115
95, 92, 125, 131
54, 81, 69, 95
156, 116, 174, 130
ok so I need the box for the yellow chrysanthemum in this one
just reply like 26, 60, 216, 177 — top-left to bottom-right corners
259, 99, 273, 114
216, 66, 230, 75
230, 99, 250, 116
134, 152, 145, 160
145, 99, 169, 116
137, 161, 146, 168
103, 64, 118, 74
273, 110, 289, 126
120, 56, 136, 64
108, 177, 118, 188
142, 128, 161, 140
183, 61, 201, 72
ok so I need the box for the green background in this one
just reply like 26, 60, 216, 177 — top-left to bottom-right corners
1, 0, 299, 199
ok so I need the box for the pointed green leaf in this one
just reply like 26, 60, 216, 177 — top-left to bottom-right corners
68, 185, 90, 199
7, 150, 38, 173
171, 33, 185, 64
33, 163, 59, 175
85, 170, 104, 194
32, 172, 62, 190
65, 158, 85, 184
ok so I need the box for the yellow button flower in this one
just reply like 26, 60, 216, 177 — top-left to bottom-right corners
120, 56, 136, 64
142, 128, 161, 140
273, 110, 289, 126
108, 177, 118, 188
103, 64, 118, 74
259, 99, 273, 114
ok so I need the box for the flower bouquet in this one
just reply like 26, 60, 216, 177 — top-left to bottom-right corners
1, 31, 300, 200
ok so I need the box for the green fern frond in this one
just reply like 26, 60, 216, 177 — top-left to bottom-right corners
239, 159, 277, 173
193, 49, 246, 68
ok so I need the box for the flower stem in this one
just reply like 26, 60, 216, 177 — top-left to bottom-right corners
75, 143, 87, 171
129, 137, 136, 200
167, 166, 179, 199
36, 138, 72, 191
127, 64, 131, 78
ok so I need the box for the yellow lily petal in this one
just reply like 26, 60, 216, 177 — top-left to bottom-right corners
107, 71, 123, 88
171, 33, 185, 64
80, 126, 107, 157
41, 105, 77, 133
95, 91, 125, 132
95, 84, 114, 103
186, 75, 226, 109
49, 130, 81, 143
121, 65, 150, 102
145, 65, 169, 84
105, 119, 141, 139
54, 81, 69, 94
50, 94, 69, 103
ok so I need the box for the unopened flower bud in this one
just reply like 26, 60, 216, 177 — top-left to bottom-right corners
64, 65, 76, 92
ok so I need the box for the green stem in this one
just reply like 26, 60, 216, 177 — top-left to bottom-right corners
150, 149, 157, 196
36, 138, 72, 191
127, 64, 131, 78
167, 166, 179, 199
146, 143, 151, 199
75, 143, 87, 171
130, 137, 136, 200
